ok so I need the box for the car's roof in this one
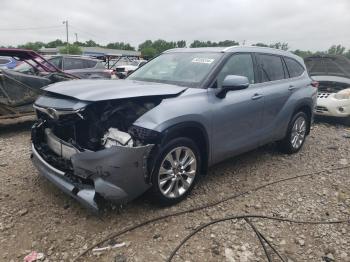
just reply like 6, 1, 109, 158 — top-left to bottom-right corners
49, 55, 101, 61
164, 46, 303, 63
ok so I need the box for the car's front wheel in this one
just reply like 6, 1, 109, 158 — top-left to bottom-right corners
150, 137, 201, 206
278, 111, 308, 154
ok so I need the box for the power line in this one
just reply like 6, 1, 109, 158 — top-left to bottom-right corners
0, 25, 63, 31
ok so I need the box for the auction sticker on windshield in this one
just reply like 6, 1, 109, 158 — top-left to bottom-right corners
191, 58, 215, 64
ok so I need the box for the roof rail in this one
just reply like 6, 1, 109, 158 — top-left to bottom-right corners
222, 46, 240, 52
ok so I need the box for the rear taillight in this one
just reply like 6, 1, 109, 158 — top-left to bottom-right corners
105, 69, 116, 79
311, 81, 319, 88
104, 69, 113, 75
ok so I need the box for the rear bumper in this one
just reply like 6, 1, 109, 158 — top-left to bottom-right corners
31, 138, 154, 212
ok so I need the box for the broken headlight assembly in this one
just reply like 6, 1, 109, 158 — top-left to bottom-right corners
128, 125, 161, 144
334, 88, 350, 100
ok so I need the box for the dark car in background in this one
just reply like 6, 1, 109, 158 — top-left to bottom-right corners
48, 55, 115, 79
15, 55, 115, 79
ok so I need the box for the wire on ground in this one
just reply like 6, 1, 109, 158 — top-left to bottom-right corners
73, 164, 350, 261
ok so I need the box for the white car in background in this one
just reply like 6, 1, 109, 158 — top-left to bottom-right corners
115, 60, 147, 78
305, 55, 350, 125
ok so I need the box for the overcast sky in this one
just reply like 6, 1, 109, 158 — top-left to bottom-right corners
0, 0, 349, 51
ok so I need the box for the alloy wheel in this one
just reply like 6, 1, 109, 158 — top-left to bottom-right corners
158, 146, 197, 198
290, 116, 306, 149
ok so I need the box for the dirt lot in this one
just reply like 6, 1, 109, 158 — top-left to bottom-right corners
0, 122, 350, 262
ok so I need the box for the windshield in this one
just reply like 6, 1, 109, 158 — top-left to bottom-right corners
128, 52, 222, 87
14, 57, 58, 74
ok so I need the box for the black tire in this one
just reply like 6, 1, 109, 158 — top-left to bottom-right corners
278, 111, 309, 154
150, 137, 201, 206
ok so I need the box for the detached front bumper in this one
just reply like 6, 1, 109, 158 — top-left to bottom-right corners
31, 130, 154, 212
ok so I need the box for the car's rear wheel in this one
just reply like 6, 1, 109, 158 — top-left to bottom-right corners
150, 137, 200, 206
278, 111, 308, 154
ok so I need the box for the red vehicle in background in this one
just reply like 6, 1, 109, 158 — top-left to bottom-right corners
0, 49, 78, 123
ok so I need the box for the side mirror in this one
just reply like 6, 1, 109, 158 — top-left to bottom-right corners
216, 75, 250, 98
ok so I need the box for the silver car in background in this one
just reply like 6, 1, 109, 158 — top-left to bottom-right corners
31, 46, 317, 211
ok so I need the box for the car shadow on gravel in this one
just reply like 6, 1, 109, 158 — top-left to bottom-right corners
314, 115, 349, 127
100, 142, 281, 216
0, 120, 34, 134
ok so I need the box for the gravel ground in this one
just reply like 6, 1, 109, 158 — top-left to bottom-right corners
0, 122, 350, 262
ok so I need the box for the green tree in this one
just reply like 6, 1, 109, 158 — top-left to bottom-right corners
176, 40, 186, 48
18, 41, 45, 51
253, 42, 269, 47
138, 39, 183, 59
141, 47, 157, 59
190, 40, 239, 48
84, 40, 99, 47
45, 39, 64, 48
292, 49, 314, 58
345, 49, 350, 59
106, 42, 135, 50
269, 42, 289, 51
138, 40, 153, 51
59, 44, 82, 55
73, 41, 86, 46
327, 44, 346, 55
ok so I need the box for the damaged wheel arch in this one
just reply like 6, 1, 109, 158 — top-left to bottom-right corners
146, 121, 210, 180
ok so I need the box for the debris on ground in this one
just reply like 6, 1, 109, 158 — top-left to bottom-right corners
0, 123, 349, 261
23, 251, 44, 262
92, 242, 126, 253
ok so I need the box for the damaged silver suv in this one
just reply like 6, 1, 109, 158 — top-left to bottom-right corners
31, 46, 317, 211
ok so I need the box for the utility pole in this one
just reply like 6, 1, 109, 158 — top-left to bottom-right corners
74, 33, 78, 43
62, 20, 69, 53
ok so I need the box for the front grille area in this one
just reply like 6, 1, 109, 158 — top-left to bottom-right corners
115, 68, 125, 72
315, 106, 328, 113
317, 93, 331, 99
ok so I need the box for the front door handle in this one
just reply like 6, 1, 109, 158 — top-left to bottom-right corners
251, 93, 264, 100
288, 85, 297, 91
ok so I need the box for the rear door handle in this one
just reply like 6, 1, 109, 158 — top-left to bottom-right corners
288, 85, 297, 91
251, 93, 264, 100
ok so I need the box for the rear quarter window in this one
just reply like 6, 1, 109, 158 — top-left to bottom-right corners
93, 61, 106, 69
284, 57, 304, 78
257, 54, 285, 82
83, 59, 98, 69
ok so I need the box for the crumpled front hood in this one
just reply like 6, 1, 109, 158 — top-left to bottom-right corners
43, 79, 187, 101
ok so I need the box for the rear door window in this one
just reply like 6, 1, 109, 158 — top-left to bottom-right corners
48, 57, 62, 69
284, 57, 304, 78
63, 58, 85, 70
257, 54, 285, 82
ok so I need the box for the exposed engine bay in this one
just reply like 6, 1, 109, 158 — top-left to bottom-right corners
318, 81, 350, 94
35, 96, 162, 152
